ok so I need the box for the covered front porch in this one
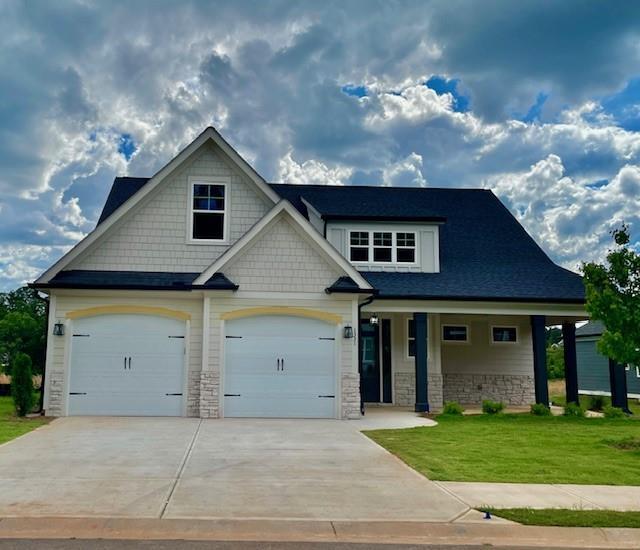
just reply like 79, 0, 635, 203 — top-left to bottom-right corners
358, 300, 590, 413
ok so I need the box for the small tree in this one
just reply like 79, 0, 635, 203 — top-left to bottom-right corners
11, 353, 34, 417
582, 225, 640, 367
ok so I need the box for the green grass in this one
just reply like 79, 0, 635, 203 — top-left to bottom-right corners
0, 395, 49, 446
365, 414, 640, 485
551, 394, 640, 415
484, 508, 640, 528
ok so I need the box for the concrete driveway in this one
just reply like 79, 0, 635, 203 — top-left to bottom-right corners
0, 417, 466, 521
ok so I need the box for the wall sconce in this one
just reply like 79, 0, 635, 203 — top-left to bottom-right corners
369, 314, 379, 326
53, 322, 65, 336
343, 325, 354, 339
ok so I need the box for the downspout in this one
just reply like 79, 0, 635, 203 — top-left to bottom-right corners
357, 295, 375, 416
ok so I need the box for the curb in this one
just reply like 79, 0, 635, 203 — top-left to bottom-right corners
0, 517, 637, 548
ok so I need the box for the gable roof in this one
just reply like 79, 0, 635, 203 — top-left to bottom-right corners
35, 127, 280, 284
193, 200, 372, 291
97, 177, 150, 225
271, 184, 586, 303
576, 320, 604, 338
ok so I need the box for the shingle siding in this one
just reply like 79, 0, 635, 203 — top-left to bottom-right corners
224, 217, 341, 293
70, 143, 271, 273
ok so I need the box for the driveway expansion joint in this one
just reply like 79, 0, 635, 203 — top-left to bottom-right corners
159, 418, 202, 519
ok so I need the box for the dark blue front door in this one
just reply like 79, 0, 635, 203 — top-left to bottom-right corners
361, 322, 380, 402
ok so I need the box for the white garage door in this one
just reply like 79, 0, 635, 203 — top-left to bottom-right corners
224, 315, 337, 418
68, 314, 185, 416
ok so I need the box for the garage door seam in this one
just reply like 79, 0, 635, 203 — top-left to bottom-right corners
159, 418, 202, 519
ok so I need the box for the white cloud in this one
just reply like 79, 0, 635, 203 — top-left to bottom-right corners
277, 151, 352, 185
382, 153, 427, 187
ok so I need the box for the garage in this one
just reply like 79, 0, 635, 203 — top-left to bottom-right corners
223, 315, 337, 418
68, 314, 186, 416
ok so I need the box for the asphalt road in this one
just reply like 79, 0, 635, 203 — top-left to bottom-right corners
0, 541, 588, 550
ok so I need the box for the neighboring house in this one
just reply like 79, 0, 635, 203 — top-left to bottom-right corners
576, 321, 640, 399
32, 127, 588, 419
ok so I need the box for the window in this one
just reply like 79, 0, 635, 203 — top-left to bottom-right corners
396, 232, 416, 263
492, 326, 518, 343
350, 232, 369, 262
442, 325, 468, 342
348, 230, 416, 264
373, 232, 392, 262
407, 318, 428, 357
191, 183, 226, 241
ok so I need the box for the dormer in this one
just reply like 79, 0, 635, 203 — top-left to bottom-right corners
326, 222, 440, 273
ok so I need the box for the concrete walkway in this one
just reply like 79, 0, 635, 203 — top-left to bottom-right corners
438, 481, 640, 511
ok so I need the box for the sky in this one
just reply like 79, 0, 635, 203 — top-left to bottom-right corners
1, 0, 640, 290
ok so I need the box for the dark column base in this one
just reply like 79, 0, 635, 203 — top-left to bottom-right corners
563, 322, 579, 405
415, 402, 429, 413
609, 359, 631, 414
413, 313, 429, 413
531, 315, 549, 405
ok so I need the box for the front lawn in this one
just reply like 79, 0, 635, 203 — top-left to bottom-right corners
485, 508, 640, 528
365, 414, 640, 485
551, 393, 640, 416
0, 395, 49, 446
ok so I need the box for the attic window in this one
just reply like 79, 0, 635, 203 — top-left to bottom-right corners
191, 183, 226, 241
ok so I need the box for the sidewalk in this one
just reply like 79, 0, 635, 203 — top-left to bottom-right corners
0, 517, 637, 548
437, 481, 640, 511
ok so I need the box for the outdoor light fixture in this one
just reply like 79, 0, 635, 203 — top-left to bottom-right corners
53, 322, 65, 336
343, 325, 354, 339
369, 314, 379, 325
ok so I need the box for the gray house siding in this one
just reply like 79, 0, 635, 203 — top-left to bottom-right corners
577, 337, 640, 398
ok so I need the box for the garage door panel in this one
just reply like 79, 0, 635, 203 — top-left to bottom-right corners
224, 315, 337, 418
68, 314, 185, 416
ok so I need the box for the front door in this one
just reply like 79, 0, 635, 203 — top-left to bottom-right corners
361, 322, 380, 402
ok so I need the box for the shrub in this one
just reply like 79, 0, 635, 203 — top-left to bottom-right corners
588, 395, 607, 411
11, 352, 34, 417
546, 345, 565, 379
482, 399, 504, 415
563, 402, 585, 417
530, 403, 552, 416
604, 405, 626, 419
442, 401, 464, 416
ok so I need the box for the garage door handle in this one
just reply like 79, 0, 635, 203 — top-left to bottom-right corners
128, 357, 131, 370
124, 357, 126, 370
318, 395, 335, 398
281, 358, 285, 371
69, 392, 87, 395
277, 358, 280, 371
224, 394, 241, 397
166, 393, 182, 396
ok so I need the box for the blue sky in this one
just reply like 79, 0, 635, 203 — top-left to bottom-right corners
1, 0, 639, 289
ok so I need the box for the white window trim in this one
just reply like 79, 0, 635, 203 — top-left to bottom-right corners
187, 176, 231, 244
442, 324, 470, 344
490, 325, 519, 345
405, 317, 430, 359
348, 229, 418, 266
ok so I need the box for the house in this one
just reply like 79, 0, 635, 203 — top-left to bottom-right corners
577, 320, 639, 399
32, 127, 590, 419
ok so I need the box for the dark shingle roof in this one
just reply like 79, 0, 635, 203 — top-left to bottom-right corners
97, 177, 150, 225
94, 178, 585, 302
576, 320, 604, 338
325, 276, 373, 294
33, 270, 237, 291
271, 184, 585, 303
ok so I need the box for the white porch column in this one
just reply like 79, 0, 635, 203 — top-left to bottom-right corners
199, 296, 218, 418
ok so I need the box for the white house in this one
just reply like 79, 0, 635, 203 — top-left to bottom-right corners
33, 127, 588, 418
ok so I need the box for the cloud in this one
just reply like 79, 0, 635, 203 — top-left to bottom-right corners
0, 1, 639, 289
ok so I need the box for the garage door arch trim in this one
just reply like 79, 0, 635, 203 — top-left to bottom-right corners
220, 306, 341, 325
66, 305, 191, 321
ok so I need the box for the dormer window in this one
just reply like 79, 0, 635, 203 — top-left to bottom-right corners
348, 230, 416, 264
190, 182, 227, 241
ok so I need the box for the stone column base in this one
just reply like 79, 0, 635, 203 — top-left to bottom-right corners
341, 372, 361, 419
199, 371, 220, 418
393, 371, 443, 412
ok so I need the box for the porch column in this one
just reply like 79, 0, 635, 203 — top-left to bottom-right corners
562, 322, 579, 405
414, 312, 429, 412
608, 359, 630, 413
531, 315, 549, 405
